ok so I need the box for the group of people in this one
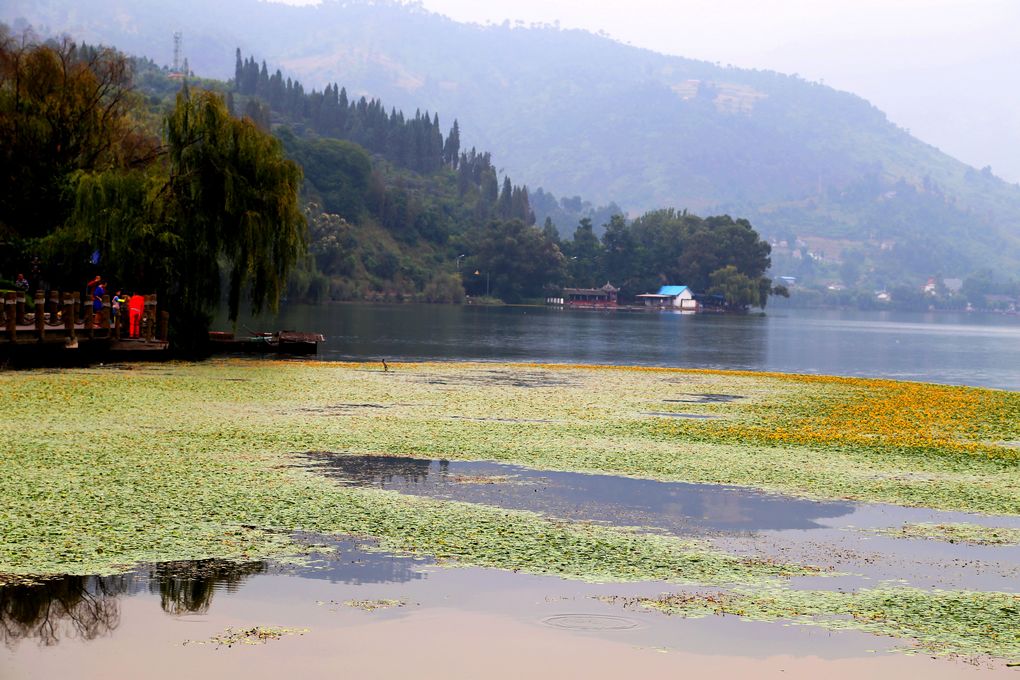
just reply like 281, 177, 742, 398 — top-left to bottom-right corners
5, 272, 148, 337
86, 275, 146, 337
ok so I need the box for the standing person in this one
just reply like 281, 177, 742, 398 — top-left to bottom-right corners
92, 280, 105, 314
111, 290, 125, 319
86, 274, 101, 299
128, 293, 145, 338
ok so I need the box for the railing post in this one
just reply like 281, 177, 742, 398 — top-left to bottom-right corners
48, 290, 59, 325
35, 290, 45, 341
84, 292, 94, 338
16, 292, 26, 326
63, 292, 75, 339
142, 294, 153, 341
120, 301, 130, 339
5, 293, 15, 341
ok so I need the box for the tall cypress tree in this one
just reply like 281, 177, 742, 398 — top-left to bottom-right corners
498, 176, 513, 218
444, 120, 460, 168
234, 48, 243, 90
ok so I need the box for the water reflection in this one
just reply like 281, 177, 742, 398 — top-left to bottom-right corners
303, 454, 854, 534
0, 575, 124, 646
0, 539, 433, 647
148, 560, 265, 615
291, 536, 430, 585
0, 560, 264, 647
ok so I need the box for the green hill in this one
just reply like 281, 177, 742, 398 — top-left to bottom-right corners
6, 0, 1020, 287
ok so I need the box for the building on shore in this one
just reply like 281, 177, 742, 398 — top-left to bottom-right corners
560, 282, 619, 308
635, 285, 697, 310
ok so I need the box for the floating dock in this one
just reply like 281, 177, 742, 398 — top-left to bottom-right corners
208, 330, 325, 355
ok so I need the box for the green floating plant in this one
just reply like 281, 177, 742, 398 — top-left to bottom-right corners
619, 586, 1020, 662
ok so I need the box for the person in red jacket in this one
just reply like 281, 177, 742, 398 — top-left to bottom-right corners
128, 294, 145, 338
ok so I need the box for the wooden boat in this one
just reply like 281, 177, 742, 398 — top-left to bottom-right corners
208, 330, 326, 355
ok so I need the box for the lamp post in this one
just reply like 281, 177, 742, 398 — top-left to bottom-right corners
457, 254, 465, 273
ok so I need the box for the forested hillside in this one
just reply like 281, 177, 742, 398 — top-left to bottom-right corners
6, 0, 1020, 292
194, 50, 779, 307
0, 30, 780, 308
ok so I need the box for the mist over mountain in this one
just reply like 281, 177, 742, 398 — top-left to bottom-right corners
6, 0, 1020, 286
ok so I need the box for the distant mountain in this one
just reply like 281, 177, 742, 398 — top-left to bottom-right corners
5, 0, 1020, 284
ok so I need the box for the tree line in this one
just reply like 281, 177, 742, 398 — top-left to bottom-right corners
232, 52, 775, 306
234, 50, 535, 225
1, 30, 782, 323
0, 32, 305, 347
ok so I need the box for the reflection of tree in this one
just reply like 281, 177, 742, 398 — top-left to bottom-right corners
312, 454, 435, 486
148, 560, 265, 615
0, 560, 264, 646
313, 540, 428, 586
0, 575, 125, 647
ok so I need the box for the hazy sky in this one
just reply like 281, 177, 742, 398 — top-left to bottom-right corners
278, 0, 1020, 182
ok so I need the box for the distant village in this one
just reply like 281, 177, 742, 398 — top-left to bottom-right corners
767, 236, 1019, 313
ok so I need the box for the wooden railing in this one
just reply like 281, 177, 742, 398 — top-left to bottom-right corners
0, 291, 169, 344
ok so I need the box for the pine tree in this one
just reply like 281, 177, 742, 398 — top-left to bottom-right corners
234, 48, 243, 90
257, 60, 270, 97
431, 112, 443, 172
444, 120, 460, 168
498, 176, 513, 218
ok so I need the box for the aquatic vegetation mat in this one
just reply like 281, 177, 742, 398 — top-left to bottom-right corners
615, 587, 1020, 662
340, 598, 405, 612
1, 361, 826, 583
184, 626, 308, 648
1, 360, 1017, 584
870, 522, 1020, 546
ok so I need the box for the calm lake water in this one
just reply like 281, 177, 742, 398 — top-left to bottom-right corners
233, 304, 1020, 390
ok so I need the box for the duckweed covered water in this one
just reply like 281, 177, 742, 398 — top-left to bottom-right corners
2, 359, 1018, 666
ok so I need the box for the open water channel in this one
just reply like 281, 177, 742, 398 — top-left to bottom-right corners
5, 304, 1020, 677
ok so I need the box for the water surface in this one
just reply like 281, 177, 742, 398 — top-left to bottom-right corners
301, 453, 1020, 591
231, 304, 1020, 389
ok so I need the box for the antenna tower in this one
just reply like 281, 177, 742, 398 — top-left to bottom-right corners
172, 31, 183, 74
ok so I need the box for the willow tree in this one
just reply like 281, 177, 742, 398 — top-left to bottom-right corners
68, 88, 305, 347
162, 88, 305, 328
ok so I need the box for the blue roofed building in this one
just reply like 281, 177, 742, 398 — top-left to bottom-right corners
635, 285, 697, 310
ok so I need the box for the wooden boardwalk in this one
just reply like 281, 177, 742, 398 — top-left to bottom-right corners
0, 290, 168, 352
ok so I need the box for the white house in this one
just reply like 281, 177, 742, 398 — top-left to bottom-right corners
635, 285, 697, 310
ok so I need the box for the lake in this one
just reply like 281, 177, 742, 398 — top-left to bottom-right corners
232, 303, 1020, 390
